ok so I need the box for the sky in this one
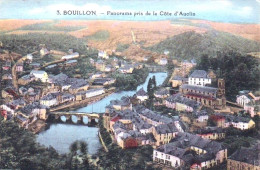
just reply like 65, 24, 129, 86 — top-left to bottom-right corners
0, 0, 259, 23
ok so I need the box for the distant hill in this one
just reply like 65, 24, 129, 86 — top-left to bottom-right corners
1, 19, 260, 61
148, 30, 260, 60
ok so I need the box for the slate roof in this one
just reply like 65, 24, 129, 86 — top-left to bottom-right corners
9, 98, 26, 106
229, 144, 260, 166
51, 73, 68, 82
41, 92, 60, 100
156, 132, 225, 163
20, 102, 47, 116
238, 90, 250, 95
20, 74, 35, 80
30, 63, 41, 67
67, 78, 88, 89
155, 123, 178, 134
189, 70, 209, 78
66, 59, 77, 64
110, 96, 131, 106
46, 64, 57, 69
237, 94, 254, 100
166, 94, 201, 110
92, 78, 115, 85
172, 76, 188, 81
62, 93, 75, 99
16, 114, 28, 122
136, 87, 147, 96
214, 113, 252, 123
113, 121, 127, 131
193, 110, 208, 117
155, 88, 170, 96
136, 106, 174, 124
181, 84, 218, 94
49, 73, 88, 89
30, 70, 46, 75
225, 115, 251, 123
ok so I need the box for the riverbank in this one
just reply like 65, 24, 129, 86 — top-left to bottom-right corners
28, 119, 47, 134
49, 89, 115, 112
98, 131, 108, 152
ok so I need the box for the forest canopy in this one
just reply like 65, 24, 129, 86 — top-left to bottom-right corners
195, 51, 260, 100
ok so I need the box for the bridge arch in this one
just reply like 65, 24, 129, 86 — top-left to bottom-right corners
49, 112, 100, 125
60, 115, 67, 122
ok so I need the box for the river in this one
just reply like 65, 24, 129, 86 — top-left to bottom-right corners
36, 72, 167, 155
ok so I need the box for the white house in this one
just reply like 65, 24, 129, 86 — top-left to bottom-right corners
153, 148, 183, 168
30, 70, 48, 82
40, 93, 60, 107
26, 54, 33, 61
153, 133, 227, 169
194, 110, 209, 122
223, 115, 255, 130
61, 93, 75, 103
143, 57, 148, 62
98, 51, 109, 59
40, 48, 49, 56
104, 65, 113, 72
159, 58, 168, 65
85, 88, 105, 98
164, 50, 170, 55
136, 88, 148, 101
0, 104, 15, 115
188, 70, 211, 86
61, 52, 79, 60
236, 94, 252, 107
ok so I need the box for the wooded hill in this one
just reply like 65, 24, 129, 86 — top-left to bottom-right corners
148, 31, 260, 60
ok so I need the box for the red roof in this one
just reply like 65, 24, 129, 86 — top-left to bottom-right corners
5, 88, 19, 99
1, 110, 7, 116
191, 163, 201, 168
111, 116, 121, 122
210, 115, 225, 121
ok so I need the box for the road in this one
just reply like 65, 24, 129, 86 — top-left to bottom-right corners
12, 56, 26, 90
11, 51, 38, 90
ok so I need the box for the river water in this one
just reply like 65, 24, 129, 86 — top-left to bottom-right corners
37, 72, 167, 155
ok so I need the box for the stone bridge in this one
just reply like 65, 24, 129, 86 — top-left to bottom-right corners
49, 112, 101, 125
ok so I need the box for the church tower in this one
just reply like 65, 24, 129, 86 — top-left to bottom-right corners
217, 78, 226, 108
217, 79, 225, 97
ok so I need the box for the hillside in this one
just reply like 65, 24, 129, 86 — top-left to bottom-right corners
189, 20, 260, 42
0, 19, 260, 61
148, 30, 260, 60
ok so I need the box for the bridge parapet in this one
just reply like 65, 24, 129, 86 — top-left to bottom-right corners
49, 111, 101, 124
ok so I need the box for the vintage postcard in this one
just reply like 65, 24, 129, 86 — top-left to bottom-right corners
0, 0, 259, 169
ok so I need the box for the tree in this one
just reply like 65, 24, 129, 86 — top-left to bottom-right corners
147, 78, 153, 98
197, 54, 210, 71
67, 140, 91, 169
152, 75, 156, 88
195, 52, 260, 100
69, 141, 78, 155
0, 118, 67, 169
